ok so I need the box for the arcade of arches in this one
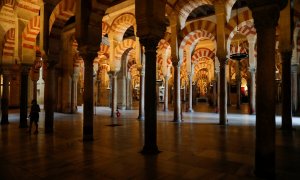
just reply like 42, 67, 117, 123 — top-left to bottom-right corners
0, 0, 300, 179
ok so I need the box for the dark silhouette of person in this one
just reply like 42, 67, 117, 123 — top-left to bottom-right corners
29, 99, 40, 134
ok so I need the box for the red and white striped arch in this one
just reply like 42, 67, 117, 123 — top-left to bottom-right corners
226, 15, 256, 57
191, 48, 215, 64
22, 16, 40, 50
49, 0, 76, 36
102, 21, 110, 37
2, 28, 15, 61
0, 0, 15, 10
225, 9, 254, 39
110, 13, 136, 41
115, 39, 136, 61
179, 20, 216, 64
179, 20, 216, 45
175, 0, 213, 28
230, 45, 248, 55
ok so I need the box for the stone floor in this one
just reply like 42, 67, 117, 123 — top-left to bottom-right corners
1, 103, 300, 179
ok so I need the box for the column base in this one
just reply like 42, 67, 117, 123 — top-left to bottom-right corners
1, 121, 9, 125
187, 108, 194, 112
172, 119, 182, 123
141, 145, 160, 155
280, 126, 294, 131
163, 108, 168, 112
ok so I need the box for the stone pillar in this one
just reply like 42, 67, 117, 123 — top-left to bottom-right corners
163, 75, 169, 112
219, 59, 227, 124
82, 53, 96, 141
236, 62, 241, 109
212, 79, 217, 108
281, 50, 292, 130
126, 74, 132, 110
141, 38, 160, 154
250, 4, 279, 178
19, 65, 30, 128
249, 68, 256, 114
187, 74, 194, 112
215, 1, 227, 124
71, 73, 79, 113
44, 61, 56, 133
173, 61, 181, 122
138, 64, 145, 120
291, 64, 298, 113
32, 81, 37, 100
1, 69, 10, 125
110, 71, 118, 118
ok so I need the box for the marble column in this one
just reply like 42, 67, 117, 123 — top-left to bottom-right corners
215, 1, 227, 123
32, 81, 37, 100
1, 70, 10, 125
44, 61, 56, 133
219, 59, 227, 125
71, 73, 79, 113
82, 53, 96, 141
138, 65, 145, 120
110, 71, 117, 118
19, 65, 30, 128
173, 61, 181, 122
163, 75, 169, 112
291, 64, 298, 113
141, 38, 160, 154
236, 62, 241, 109
281, 50, 293, 130
212, 79, 217, 108
126, 74, 132, 110
251, 4, 279, 178
187, 74, 193, 112
249, 68, 256, 114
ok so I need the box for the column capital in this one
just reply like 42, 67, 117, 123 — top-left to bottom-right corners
250, 4, 280, 30
172, 60, 181, 67
139, 37, 160, 52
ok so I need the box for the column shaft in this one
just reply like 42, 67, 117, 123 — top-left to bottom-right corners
44, 65, 55, 133
291, 65, 298, 113
164, 76, 169, 111
1, 71, 10, 125
111, 73, 117, 118
138, 68, 145, 120
188, 74, 193, 112
142, 39, 159, 154
252, 4, 279, 178
250, 68, 256, 114
33, 81, 37, 100
219, 60, 227, 125
281, 50, 292, 129
173, 63, 181, 122
236, 62, 241, 109
82, 57, 94, 140
19, 66, 30, 128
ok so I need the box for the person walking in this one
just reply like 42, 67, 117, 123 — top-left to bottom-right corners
29, 99, 40, 134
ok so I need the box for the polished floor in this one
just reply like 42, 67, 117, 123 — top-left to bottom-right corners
1, 103, 300, 179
